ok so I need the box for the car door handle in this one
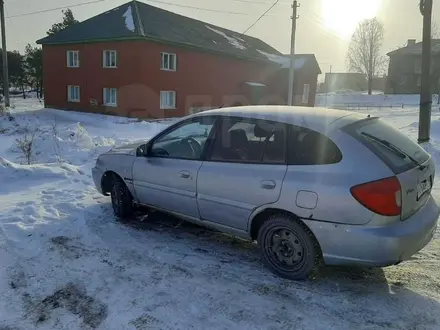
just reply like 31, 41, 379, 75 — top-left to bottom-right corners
179, 170, 191, 179
260, 180, 276, 189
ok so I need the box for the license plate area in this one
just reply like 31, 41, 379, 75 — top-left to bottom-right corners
417, 175, 432, 200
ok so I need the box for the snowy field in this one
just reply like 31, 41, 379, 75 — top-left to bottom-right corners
316, 91, 440, 111
1, 97, 440, 329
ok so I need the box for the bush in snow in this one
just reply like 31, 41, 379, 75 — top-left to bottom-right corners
15, 129, 39, 165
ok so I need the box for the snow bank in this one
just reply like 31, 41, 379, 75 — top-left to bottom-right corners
0, 157, 81, 195
6, 122, 115, 166
2, 108, 170, 166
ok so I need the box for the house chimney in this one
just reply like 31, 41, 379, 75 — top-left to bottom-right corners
407, 39, 416, 47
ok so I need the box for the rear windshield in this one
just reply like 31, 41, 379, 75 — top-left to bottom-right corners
343, 118, 430, 174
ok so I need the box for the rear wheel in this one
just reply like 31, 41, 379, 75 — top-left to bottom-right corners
110, 177, 134, 219
257, 215, 319, 280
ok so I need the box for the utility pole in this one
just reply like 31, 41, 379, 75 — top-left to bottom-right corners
287, 0, 299, 106
418, 0, 433, 143
325, 65, 331, 107
0, 0, 9, 107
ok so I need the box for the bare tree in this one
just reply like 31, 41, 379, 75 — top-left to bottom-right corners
347, 18, 385, 95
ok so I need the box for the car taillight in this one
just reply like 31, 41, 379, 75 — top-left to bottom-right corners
350, 176, 402, 216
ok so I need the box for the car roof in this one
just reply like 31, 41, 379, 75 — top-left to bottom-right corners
195, 105, 369, 133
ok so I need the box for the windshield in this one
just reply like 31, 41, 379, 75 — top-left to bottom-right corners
344, 118, 430, 174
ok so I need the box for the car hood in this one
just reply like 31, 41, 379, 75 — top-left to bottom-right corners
108, 141, 148, 155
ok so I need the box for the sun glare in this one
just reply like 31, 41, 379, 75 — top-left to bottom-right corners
321, 0, 382, 39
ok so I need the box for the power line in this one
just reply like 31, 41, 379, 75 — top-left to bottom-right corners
6, 0, 106, 18
242, 0, 280, 34
144, 0, 263, 15
229, 0, 289, 3
299, 7, 348, 45
4, 0, 286, 20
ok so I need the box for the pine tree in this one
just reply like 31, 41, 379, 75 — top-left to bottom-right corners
47, 9, 79, 36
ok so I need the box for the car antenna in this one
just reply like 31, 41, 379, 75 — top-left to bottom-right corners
219, 104, 224, 108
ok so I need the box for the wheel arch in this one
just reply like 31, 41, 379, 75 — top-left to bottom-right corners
101, 170, 123, 195
249, 208, 322, 257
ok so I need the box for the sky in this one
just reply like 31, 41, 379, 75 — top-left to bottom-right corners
3, 0, 438, 76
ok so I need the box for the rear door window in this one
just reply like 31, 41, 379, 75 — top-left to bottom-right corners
207, 117, 286, 164
344, 118, 430, 174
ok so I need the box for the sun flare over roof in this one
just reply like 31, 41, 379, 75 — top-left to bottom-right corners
321, 0, 382, 39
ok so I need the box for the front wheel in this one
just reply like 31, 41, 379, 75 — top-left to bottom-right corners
257, 215, 320, 280
110, 177, 134, 219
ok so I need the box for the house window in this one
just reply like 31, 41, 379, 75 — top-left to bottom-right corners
67, 85, 80, 102
161, 53, 177, 71
160, 91, 176, 109
103, 50, 117, 68
302, 84, 310, 104
67, 51, 79, 67
103, 88, 117, 106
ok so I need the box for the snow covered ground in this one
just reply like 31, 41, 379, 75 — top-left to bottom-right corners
316, 91, 440, 110
1, 97, 440, 329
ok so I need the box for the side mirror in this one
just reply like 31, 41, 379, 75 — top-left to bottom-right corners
136, 144, 150, 157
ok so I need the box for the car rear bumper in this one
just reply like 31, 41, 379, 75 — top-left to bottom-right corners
92, 166, 104, 194
304, 196, 439, 267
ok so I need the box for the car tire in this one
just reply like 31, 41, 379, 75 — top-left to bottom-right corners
110, 177, 134, 219
257, 214, 319, 281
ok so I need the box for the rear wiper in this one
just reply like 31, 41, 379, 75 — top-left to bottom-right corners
361, 132, 426, 171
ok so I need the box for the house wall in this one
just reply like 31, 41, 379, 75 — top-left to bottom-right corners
43, 41, 319, 118
386, 53, 440, 94
264, 67, 319, 107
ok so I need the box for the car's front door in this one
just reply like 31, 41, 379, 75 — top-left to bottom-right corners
197, 116, 288, 231
132, 116, 216, 219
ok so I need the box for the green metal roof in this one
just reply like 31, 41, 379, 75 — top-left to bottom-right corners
37, 0, 282, 61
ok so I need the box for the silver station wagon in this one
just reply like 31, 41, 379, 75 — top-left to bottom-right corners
92, 106, 439, 280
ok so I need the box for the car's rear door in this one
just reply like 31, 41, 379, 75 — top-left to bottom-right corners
132, 116, 216, 219
345, 117, 435, 220
196, 116, 288, 231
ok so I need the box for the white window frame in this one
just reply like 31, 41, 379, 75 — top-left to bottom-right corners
67, 50, 79, 68
103, 88, 117, 107
103, 50, 117, 68
161, 52, 177, 71
302, 84, 310, 104
160, 91, 176, 109
67, 85, 80, 102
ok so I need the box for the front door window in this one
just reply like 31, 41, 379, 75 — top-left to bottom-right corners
150, 117, 216, 160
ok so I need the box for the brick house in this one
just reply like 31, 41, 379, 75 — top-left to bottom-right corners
386, 39, 440, 94
37, 0, 321, 118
